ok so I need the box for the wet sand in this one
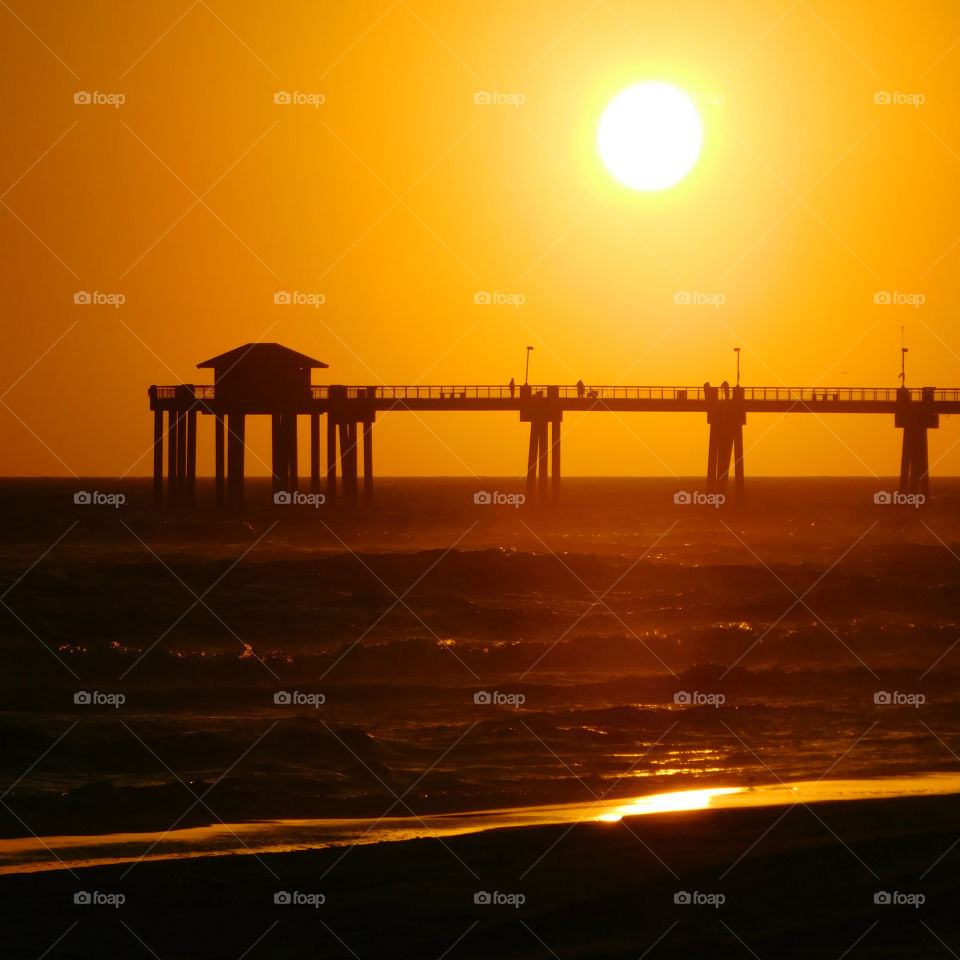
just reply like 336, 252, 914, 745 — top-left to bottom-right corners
4, 772, 960, 876
3, 788, 959, 958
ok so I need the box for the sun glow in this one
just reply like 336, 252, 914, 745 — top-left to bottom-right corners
596, 787, 742, 822
598, 82, 702, 190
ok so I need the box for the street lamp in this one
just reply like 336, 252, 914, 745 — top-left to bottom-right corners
733, 347, 741, 387
900, 327, 908, 387
524, 346, 534, 386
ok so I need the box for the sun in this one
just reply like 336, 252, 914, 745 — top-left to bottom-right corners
598, 82, 702, 191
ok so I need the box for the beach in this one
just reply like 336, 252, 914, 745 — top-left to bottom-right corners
3, 787, 959, 958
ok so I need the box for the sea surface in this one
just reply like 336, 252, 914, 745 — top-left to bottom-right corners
2, 477, 960, 865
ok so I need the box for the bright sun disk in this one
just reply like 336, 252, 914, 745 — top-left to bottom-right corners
598, 82, 702, 191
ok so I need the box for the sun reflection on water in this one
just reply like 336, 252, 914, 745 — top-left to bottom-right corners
596, 787, 744, 822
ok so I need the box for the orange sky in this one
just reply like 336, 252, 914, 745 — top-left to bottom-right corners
2, 0, 959, 479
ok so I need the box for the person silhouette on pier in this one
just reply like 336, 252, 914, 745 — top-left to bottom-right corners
509, 377, 515, 398
577, 379, 585, 398
721, 380, 730, 399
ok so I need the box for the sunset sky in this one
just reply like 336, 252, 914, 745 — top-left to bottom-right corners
2, 0, 959, 478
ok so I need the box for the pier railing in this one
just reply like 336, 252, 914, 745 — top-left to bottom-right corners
153, 385, 216, 400
152, 385, 960, 403
344, 385, 957, 402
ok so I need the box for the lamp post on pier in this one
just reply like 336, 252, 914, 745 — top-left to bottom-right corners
900, 327, 908, 387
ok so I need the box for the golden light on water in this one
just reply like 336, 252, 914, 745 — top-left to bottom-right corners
596, 787, 744, 822
7, 776, 960, 875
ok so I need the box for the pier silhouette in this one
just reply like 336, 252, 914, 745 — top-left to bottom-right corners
148, 343, 959, 508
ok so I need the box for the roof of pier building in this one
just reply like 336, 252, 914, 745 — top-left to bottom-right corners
197, 343, 328, 372
197, 343, 328, 411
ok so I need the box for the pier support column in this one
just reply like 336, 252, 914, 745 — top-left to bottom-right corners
175, 409, 187, 502
733, 424, 745, 503
152, 408, 163, 505
917, 427, 930, 498
706, 420, 742, 501
166, 409, 179, 504
345, 423, 359, 505
271, 414, 283, 495
706, 396, 746, 505
310, 414, 321, 494
537, 420, 549, 500
272, 413, 298, 497
362, 421, 373, 506
524, 417, 556, 503
338, 421, 358, 506
214, 414, 225, 508
716, 423, 735, 498
526, 420, 539, 500
706, 425, 718, 494
899, 422, 931, 496
551, 420, 561, 501
896, 390, 938, 498
326, 416, 337, 505
186, 408, 197, 505
287, 414, 299, 494
227, 413, 245, 509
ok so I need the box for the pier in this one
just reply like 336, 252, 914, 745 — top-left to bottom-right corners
148, 343, 960, 508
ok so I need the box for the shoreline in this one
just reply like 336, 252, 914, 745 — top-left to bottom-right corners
4, 787, 960, 958
5, 771, 960, 876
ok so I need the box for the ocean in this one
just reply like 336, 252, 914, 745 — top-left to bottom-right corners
2, 477, 960, 864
